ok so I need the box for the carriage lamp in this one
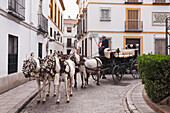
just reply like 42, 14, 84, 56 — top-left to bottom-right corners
57, 31, 60, 41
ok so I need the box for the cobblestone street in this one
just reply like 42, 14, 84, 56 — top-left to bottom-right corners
20, 74, 140, 113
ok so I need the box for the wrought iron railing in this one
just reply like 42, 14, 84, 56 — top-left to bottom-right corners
125, 0, 143, 3
153, 0, 170, 4
38, 14, 48, 33
8, 0, 25, 20
100, 17, 111, 21
125, 21, 143, 31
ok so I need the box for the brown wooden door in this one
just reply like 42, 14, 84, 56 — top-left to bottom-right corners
127, 9, 139, 30
155, 39, 166, 54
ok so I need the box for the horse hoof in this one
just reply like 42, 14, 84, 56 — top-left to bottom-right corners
56, 101, 60, 104
42, 101, 46, 104
46, 94, 49, 97
81, 86, 84, 89
70, 94, 73, 97
96, 83, 100, 86
37, 100, 40, 104
53, 94, 56, 97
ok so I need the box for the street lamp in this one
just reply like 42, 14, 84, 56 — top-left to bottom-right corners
57, 31, 60, 41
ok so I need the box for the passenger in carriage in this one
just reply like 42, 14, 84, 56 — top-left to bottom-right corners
99, 35, 109, 56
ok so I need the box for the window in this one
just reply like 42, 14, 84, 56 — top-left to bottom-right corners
61, 37, 62, 43
85, 38, 87, 57
38, 43, 42, 58
8, 0, 25, 20
54, 3, 57, 23
50, 0, 53, 19
155, 0, 166, 3
58, 8, 60, 28
125, 8, 142, 31
67, 38, 71, 47
54, 31, 56, 40
50, 27, 52, 37
100, 8, 111, 21
61, 14, 63, 31
67, 27, 72, 33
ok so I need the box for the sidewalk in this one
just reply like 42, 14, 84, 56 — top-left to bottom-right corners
126, 82, 156, 113
0, 80, 38, 113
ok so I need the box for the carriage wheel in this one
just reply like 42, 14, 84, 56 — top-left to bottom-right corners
131, 59, 139, 79
112, 65, 122, 83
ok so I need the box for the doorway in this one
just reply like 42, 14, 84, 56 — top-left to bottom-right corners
8, 34, 18, 74
155, 39, 166, 54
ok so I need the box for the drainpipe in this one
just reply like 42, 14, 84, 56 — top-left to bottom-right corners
29, 0, 33, 56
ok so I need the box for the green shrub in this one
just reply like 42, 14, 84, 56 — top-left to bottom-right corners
137, 54, 170, 103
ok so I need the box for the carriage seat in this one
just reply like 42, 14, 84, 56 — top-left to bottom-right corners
104, 48, 116, 59
114, 49, 136, 58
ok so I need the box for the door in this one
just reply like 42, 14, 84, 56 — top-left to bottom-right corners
127, 9, 140, 30
67, 49, 71, 55
155, 39, 166, 54
8, 34, 18, 74
126, 38, 141, 55
38, 43, 42, 58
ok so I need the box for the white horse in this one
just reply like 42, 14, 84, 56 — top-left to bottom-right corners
22, 53, 48, 103
43, 53, 75, 103
70, 48, 102, 88
55, 55, 75, 103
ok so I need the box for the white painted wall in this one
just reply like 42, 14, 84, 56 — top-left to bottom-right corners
77, 0, 170, 57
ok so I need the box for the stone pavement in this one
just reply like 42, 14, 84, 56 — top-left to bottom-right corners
21, 74, 140, 113
0, 80, 39, 113
126, 82, 156, 113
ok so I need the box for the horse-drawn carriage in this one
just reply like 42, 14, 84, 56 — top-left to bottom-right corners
92, 48, 139, 83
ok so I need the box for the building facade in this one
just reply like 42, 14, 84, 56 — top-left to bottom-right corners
63, 19, 77, 54
76, 0, 170, 57
0, 0, 65, 94
48, 0, 65, 54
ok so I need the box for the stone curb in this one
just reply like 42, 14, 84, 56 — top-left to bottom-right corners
126, 83, 141, 113
142, 89, 169, 113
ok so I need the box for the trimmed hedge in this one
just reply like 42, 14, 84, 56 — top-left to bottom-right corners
137, 54, 170, 103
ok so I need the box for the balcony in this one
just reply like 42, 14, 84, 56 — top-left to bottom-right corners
38, 14, 48, 33
125, 0, 143, 4
153, 0, 170, 4
100, 17, 111, 21
8, 0, 25, 20
125, 21, 143, 32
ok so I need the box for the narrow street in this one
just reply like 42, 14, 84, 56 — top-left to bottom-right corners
20, 74, 140, 113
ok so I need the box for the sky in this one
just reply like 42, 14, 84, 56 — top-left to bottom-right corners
63, 0, 79, 19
